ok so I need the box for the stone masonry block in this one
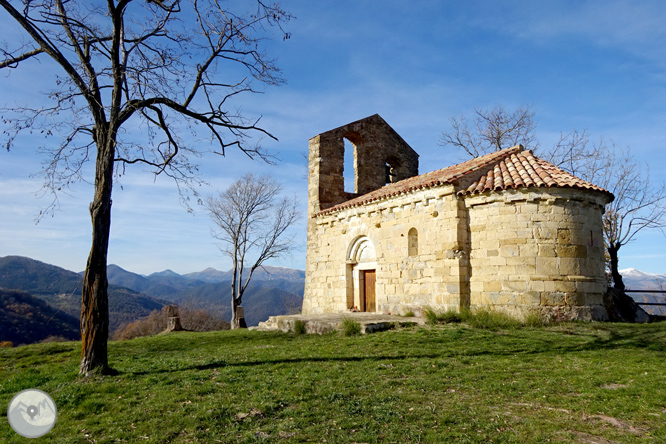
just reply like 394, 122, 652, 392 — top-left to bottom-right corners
541, 292, 565, 306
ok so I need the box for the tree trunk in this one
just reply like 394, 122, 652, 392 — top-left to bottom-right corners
230, 294, 240, 329
230, 298, 247, 329
608, 243, 625, 291
80, 132, 115, 376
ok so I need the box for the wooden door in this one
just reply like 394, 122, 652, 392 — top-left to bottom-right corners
362, 270, 376, 312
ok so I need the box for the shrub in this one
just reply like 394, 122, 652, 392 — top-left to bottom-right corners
0, 341, 13, 348
40, 336, 69, 343
424, 307, 439, 325
523, 311, 549, 327
341, 318, 362, 336
403, 310, 415, 317
180, 307, 230, 332
424, 307, 463, 325
113, 306, 230, 340
293, 320, 307, 335
465, 309, 522, 330
438, 310, 464, 323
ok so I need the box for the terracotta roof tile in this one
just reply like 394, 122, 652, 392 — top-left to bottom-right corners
315, 145, 613, 216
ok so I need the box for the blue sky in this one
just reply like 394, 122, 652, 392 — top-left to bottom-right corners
1, 0, 666, 275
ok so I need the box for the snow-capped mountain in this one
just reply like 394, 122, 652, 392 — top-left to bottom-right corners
620, 268, 666, 316
620, 268, 666, 291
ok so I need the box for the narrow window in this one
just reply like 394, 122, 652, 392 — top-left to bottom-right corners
343, 137, 355, 193
408, 228, 418, 256
385, 156, 400, 184
385, 162, 396, 184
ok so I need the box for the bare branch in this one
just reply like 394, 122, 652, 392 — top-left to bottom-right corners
0, 47, 44, 68
440, 104, 537, 157
1, 0, 293, 370
205, 174, 299, 328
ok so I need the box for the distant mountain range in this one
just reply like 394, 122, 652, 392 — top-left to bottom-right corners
0, 256, 167, 336
620, 268, 666, 316
183, 266, 305, 283
0, 256, 304, 345
101, 262, 304, 326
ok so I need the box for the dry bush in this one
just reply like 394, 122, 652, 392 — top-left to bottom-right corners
0, 341, 13, 348
180, 307, 230, 332
40, 336, 71, 343
113, 305, 229, 340
283, 294, 303, 315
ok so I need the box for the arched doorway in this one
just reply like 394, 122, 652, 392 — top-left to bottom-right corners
347, 236, 377, 312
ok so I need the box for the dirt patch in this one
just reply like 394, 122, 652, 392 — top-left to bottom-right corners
570, 431, 619, 444
600, 383, 628, 390
584, 414, 644, 435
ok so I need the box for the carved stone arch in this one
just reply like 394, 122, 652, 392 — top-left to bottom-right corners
346, 236, 377, 312
347, 235, 376, 264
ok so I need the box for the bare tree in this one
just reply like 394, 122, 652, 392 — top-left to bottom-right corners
206, 174, 299, 329
440, 104, 538, 157
0, 0, 291, 375
580, 142, 666, 290
441, 105, 666, 291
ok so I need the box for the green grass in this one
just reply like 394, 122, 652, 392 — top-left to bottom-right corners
1, 322, 666, 443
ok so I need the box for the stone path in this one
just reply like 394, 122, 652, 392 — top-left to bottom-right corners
250, 313, 426, 334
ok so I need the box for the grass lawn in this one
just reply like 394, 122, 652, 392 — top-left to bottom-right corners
1, 321, 665, 443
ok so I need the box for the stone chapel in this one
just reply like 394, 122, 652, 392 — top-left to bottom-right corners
302, 114, 614, 321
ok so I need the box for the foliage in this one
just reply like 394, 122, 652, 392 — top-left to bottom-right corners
341, 318, 362, 336
1, 323, 665, 442
424, 307, 439, 325
113, 306, 229, 341
293, 320, 307, 335
463, 308, 523, 330
402, 310, 415, 317
0, 341, 12, 348
0, 256, 166, 333
523, 311, 550, 327
424, 307, 463, 325
425, 307, 554, 329
0, 288, 79, 345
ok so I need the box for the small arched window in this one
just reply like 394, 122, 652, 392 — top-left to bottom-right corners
408, 228, 418, 256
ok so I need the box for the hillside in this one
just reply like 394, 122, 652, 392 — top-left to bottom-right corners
184, 265, 305, 283
0, 256, 304, 335
0, 256, 167, 333
169, 282, 302, 326
103, 263, 304, 326
0, 322, 664, 442
0, 288, 79, 345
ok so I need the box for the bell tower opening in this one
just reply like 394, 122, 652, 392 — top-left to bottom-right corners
343, 137, 355, 193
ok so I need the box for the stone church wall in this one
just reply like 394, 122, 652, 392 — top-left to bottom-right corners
303, 185, 468, 315
465, 187, 609, 320
303, 184, 610, 321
